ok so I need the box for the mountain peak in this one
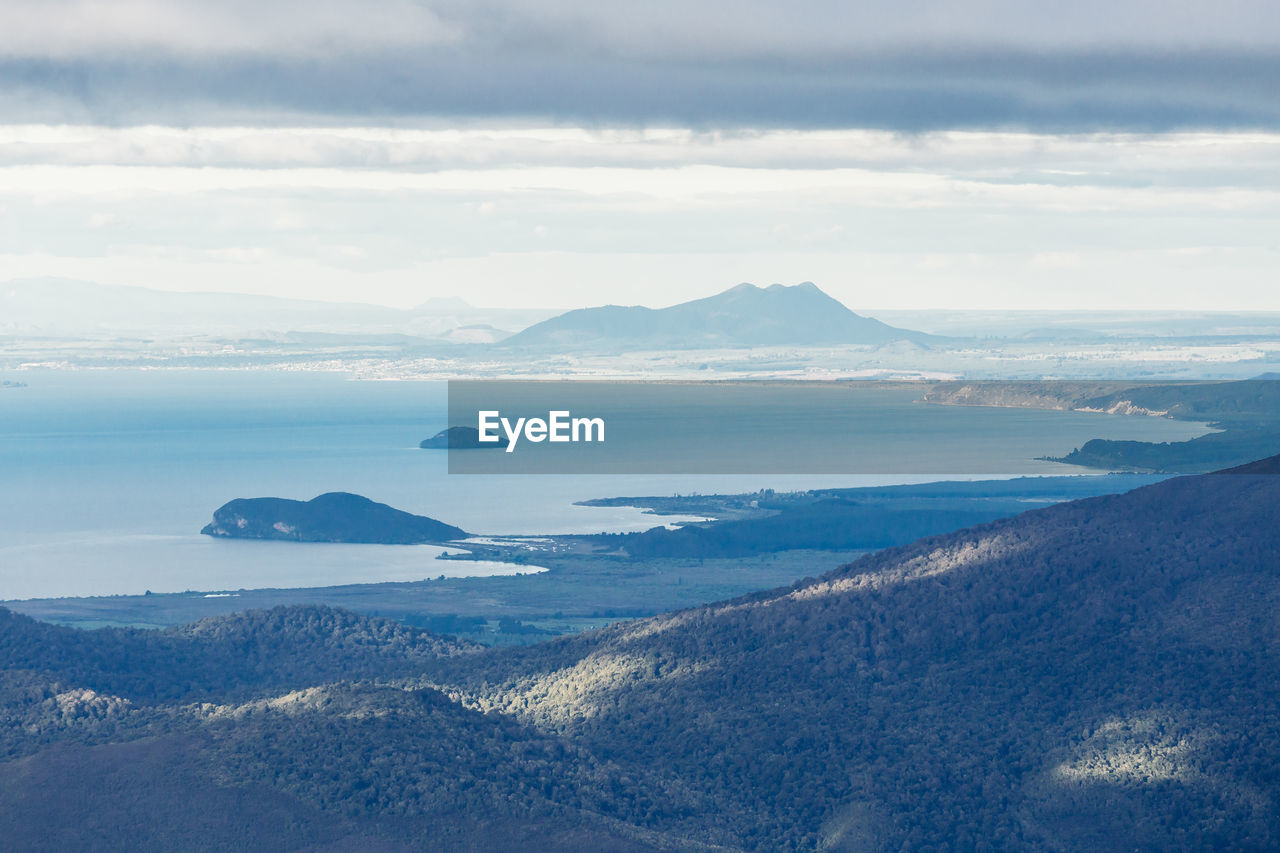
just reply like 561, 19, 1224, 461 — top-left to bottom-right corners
503, 281, 934, 350
765, 281, 819, 293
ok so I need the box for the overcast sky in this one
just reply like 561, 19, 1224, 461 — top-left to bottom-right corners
2, 1, 1278, 310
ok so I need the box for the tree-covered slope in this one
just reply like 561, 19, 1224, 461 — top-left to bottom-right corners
0, 605, 475, 707
0, 608, 690, 851
447, 457, 1280, 849
3, 459, 1279, 850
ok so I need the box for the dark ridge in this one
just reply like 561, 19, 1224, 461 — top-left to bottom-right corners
0, 604, 473, 704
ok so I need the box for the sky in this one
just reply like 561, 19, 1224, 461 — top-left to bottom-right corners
1, 0, 1278, 311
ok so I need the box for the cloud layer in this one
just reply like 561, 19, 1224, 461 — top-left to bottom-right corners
2, 1, 1278, 129
4, 4, 1276, 311
2, 127, 1277, 310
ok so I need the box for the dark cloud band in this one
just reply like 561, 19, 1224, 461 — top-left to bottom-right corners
3, 48, 1278, 130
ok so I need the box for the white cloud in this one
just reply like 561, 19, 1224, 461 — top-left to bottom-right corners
2, 126, 1277, 188
1, 126, 1277, 311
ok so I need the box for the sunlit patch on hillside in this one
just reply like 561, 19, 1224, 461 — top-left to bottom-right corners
197, 684, 417, 722
48, 687, 132, 721
816, 800, 892, 852
1024, 708, 1275, 849
783, 531, 1041, 605
461, 650, 716, 727
613, 610, 697, 643
1050, 711, 1217, 786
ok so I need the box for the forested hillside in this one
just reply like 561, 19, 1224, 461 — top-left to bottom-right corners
3, 459, 1279, 850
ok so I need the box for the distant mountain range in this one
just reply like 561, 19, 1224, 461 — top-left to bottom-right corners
1, 278, 930, 351
9, 278, 1279, 353
502, 281, 936, 350
0, 277, 555, 340
3, 458, 1278, 849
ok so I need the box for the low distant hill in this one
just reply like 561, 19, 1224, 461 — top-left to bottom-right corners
201, 492, 467, 543
437, 324, 513, 344
0, 278, 556, 340
925, 377, 1280, 428
1049, 428, 1280, 473
926, 377, 1280, 472
502, 282, 936, 350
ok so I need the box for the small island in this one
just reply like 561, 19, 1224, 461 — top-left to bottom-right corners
201, 492, 468, 544
420, 426, 509, 449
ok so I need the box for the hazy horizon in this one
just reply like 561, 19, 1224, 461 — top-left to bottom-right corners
10, 273, 1280, 316
3, 1, 1279, 313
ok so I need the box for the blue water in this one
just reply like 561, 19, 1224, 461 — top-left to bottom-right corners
0, 369, 1208, 600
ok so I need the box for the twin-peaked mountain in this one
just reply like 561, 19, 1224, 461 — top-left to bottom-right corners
502, 281, 935, 350
5, 278, 932, 352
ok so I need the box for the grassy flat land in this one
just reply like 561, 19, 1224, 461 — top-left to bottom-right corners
6, 474, 1161, 643
7, 549, 870, 644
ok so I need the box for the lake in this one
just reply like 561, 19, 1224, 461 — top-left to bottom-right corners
0, 369, 1208, 599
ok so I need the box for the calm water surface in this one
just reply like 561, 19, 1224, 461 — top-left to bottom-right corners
0, 370, 1207, 599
